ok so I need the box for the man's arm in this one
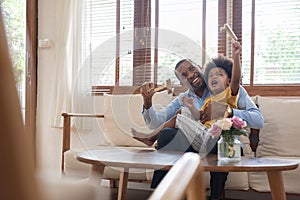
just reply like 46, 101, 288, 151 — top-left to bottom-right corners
234, 86, 264, 129
142, 96, 182, 130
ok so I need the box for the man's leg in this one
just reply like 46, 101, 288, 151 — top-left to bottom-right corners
208, 144, 228, 200
209, 143, 245, 200
209, 172, 228, 200
151, 128, 196, 188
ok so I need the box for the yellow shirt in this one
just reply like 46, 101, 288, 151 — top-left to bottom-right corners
200, 87, 238, 128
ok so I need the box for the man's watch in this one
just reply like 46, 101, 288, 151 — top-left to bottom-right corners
227, 106, 233, 118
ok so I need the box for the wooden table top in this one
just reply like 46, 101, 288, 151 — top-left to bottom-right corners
77, 147, 298, 172
202, 154, 298, 172
77, 147, 184, 170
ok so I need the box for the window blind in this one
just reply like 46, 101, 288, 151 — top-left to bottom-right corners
82, 0, 219, 88
133, 0, 152, 86
242, 0, 300, 85
81, 0, 117, 86
157, 0, 203, 85
119, 0, 134, 85
82, 0, 153, 86
206, 0, 218, 58
218, 0, 226, 55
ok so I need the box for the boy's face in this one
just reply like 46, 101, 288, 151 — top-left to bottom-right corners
175, 60, 206, 92
207, 67, 230, 95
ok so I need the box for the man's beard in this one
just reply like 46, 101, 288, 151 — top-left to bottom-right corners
193, 82, 207, 94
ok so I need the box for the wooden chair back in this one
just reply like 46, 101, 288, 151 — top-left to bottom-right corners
149, 152, 205, 200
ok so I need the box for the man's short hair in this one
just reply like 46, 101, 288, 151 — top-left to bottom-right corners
174, 59, 188, 70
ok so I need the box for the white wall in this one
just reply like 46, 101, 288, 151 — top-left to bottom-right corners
37, 0, 60, 172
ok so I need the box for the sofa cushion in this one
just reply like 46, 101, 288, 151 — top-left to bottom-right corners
248, 157, 300, 194
225, 172, 249, 190
256, 97, 300, 157
103, 91, 173, 146
202, 172, 249, 190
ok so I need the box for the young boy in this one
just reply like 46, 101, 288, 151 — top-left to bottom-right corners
132, 41, 242, 154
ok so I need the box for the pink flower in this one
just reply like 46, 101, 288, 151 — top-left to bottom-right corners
231, 116, 247, 129
209, 123, 222, 138
216, 118, 232, 130
209, 116, 248, 139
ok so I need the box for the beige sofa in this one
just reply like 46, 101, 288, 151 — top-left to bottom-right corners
61, 92, 300, 197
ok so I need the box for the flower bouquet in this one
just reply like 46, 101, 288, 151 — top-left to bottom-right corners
209, 116, 248, 162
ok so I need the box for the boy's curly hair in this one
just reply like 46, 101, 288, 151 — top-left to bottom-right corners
204, 55, 233, 79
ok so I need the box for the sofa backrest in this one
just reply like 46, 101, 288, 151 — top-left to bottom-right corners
256, 96, 300, 157
103, 91, 174, 146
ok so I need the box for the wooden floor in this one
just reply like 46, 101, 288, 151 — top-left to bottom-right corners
96, 185, 243, 200
60, 178, 298, 200
97, 186, 300, 200
98, 186, 152, 200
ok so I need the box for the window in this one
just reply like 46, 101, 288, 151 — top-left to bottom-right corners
244, 0, 300, 85
156, 0, 203, 85
82, 0, 211, 90
81, 0, 117, 86
1, 0, 26, 118
83, 0, 300, 96
1, 0, 38, 160
239, 0, 300, 95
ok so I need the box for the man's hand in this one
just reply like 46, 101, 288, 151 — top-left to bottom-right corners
182, 96, 194, 109
200, 101, 227, 124
141, 82, 157, 109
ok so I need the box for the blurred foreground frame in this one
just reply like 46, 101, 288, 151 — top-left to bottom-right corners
0, 9, 41, 200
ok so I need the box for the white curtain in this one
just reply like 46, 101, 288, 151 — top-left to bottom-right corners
50, 0, 91, 128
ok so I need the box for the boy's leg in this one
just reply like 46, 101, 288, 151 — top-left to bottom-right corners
151, 128, 196, 188
131, 116, 177, 146
175, 114, 210, 153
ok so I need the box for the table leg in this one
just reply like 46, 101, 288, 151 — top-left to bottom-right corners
88, 164, 105, 187
267, 171, 286, 200
118, 168, 129, 200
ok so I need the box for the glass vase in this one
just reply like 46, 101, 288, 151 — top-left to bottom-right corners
218, 135, 241, 163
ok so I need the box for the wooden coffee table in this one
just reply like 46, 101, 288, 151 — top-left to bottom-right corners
76, 147, 298, 200
201, 154, 298, 200
77, 147, 184, 200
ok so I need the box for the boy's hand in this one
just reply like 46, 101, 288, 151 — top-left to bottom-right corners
232, 41, 242, 58
182, 96, 194, 109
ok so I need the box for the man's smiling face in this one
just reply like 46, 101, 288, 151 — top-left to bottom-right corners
175, 60, 206, 92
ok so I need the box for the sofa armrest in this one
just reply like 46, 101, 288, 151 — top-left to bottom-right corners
61, 113, 104, 172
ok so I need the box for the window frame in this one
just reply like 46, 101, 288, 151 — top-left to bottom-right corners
27, 0, 38, 163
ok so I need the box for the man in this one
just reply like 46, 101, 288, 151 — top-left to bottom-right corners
141, 59, 264, 200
